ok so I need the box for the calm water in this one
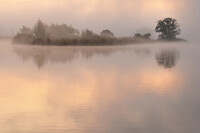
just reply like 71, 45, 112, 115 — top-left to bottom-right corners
0, 39, 200, 133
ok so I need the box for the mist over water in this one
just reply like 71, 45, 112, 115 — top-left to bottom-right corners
0, 39, 200, 133
0, 0, 200, 132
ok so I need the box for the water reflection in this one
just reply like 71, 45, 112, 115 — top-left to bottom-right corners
0, 64, 182, 133
156, 49, 180, 69
2, 40, 200, 133
13, 45, 151, 69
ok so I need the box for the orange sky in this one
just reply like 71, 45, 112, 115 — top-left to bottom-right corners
0, 0, 196, 40
0, 0, 185, 16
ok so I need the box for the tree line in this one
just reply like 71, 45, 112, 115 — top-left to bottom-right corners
13, 18, 185, 45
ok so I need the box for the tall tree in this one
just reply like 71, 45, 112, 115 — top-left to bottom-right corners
33, 20, 48, 40
155, 18, 181, 40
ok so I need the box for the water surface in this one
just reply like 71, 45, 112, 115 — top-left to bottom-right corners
0, 39, 200, 133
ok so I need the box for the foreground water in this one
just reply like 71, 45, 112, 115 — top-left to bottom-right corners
0, 39, 200, 133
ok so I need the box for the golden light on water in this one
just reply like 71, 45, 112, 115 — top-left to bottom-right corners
0, 39, 187, 132
140, 69, 181, 94
0, 66, 181, 116
0, 72, 48, 114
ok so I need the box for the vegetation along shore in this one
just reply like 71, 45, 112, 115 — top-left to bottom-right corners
13, 18, 187, 46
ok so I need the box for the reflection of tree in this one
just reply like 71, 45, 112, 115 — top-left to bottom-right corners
13, 45, 151, 69
156, 49, 180, 69
13, 45, 149, 69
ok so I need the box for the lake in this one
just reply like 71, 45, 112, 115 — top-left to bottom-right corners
0, 38, 200, 133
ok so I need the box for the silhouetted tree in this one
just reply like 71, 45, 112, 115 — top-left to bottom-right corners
100, 30, 114, 39
134, 33, 151, 39
13, 26, 34, 44
49, 24, 79, 40
81, 29, 99, 40
143, 33, 151, 39
80, 29, 100, 44
19, 26, 33, 35
33, 20, 48, 40
134, 33, 142, 38
155, 18, 181, 40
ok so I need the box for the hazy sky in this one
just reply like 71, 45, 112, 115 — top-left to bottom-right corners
0, 0, 199, 41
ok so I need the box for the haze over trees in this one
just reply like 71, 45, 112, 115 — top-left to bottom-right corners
49, 23, 79, 40
134, 33, 151, 39
33, 20, 48, 40
13, 18, 185, 45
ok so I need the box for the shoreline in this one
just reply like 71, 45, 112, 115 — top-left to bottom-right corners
12, 38, 187, 46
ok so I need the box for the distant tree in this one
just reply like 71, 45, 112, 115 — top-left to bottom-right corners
13, 26, 34, 44
19, 26, 33, 35
155, 18, 181, 40
49, 24, 79, 40
100, 30, 114, 39
81, 29, 99, 39
143, 33, 151, 39
80, 29, 100, 44
134, 33, 142, 38
33, 20, 48, 40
